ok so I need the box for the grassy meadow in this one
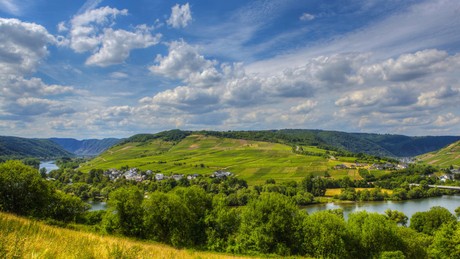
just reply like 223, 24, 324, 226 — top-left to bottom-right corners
0, 212, 266, 259
416, 140, 460, 168
79, 135, 388, 185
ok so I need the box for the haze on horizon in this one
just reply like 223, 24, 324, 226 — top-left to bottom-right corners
0, 0, 460, 140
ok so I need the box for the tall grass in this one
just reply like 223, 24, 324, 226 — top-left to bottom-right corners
0, 212, 258, 259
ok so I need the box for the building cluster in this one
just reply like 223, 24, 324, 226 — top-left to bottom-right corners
211, 170, 234, 178
334, 163, 409, 170
104, 168, 147, 182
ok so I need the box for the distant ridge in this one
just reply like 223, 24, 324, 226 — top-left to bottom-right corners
50, 138, 123, 156
0, 136, 75, 160
416, 140, 460, 167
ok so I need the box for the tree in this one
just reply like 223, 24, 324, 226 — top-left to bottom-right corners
21, 158, 40, 170
301, 210, 348, 258
429, 221, 460, 258
384, 209, 408, 227
456, 206, 460, 219
0, 160, 52, 217
410, 206, 456, 235
302, 174, 313, 193
104, 186, 144, 237
39, 167, 47, 178
143, 191, 191, 246
235, 193, 303, 255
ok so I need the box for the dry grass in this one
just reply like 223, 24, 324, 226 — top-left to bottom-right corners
325, 188, 393, 196
0, 212, 259, 259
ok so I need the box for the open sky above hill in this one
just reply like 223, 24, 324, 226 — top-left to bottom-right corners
1, 0, 460, 139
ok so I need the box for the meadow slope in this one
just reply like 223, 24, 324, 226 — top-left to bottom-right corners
0, 212, 264, 259
79, 135, 374, 185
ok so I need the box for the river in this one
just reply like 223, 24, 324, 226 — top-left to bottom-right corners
86, 200, 108, 211
85, 195, 460, 219
39, 161, 59, 172
301, 194, 460, 222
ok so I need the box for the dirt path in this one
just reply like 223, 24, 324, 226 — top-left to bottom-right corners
428, 159, 440, 164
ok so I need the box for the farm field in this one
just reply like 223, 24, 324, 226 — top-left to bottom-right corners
325, 188, 394, 196
416, 140, 460, 168
79, 135, 390, 185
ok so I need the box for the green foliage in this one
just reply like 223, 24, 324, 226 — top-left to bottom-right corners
429, 221, 460, 258
105, 186, 144, 237
346, 211, 406, 258
409, 206, 457, 235
0, 136, 75, 160
205, 194, 240, 252
384, 209, 408, 227
143, 191, 191, 246
0, 160, 89, 222
301, 210, 349, 258
235, 192, 303, 255
117, 129, 192, 146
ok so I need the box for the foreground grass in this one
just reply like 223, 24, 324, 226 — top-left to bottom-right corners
0, 212, 261, 259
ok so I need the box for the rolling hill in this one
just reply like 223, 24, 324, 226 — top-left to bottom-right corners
0, 136, 75, 160
416, 140, 460, 168
79, 130, 391, 185
50, 138, 123, 156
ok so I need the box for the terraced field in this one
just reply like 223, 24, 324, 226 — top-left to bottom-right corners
416, 140, 460, 168
79, 135, 384, 185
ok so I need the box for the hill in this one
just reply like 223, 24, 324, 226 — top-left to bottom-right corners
416, 140, 460, 168
79, 130, 394, 185
275, 129, 460, 157
0, 212, 254, 259
51, 138, 123, 156
0, 136, 75, 160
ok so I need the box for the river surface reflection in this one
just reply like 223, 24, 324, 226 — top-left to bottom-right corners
301, 194, 460, 222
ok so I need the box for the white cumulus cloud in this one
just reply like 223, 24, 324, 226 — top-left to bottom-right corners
167, 3, 193, 29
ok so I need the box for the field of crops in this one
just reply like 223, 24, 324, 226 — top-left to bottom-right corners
79, 135, 388, 185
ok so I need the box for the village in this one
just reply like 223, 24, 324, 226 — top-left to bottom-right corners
102, 168, 234, 183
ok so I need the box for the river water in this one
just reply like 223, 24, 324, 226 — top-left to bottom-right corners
86, 200, 108, 211
301, 194, 460, 222
39, 161, 59, 172
85, 194, 460, 219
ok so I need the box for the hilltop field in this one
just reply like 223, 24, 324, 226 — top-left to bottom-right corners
79, 134, 390, 185
416, 140, 460, 168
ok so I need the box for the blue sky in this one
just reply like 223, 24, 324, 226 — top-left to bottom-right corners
1, 0, 460, 139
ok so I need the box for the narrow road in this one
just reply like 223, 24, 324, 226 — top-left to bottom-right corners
409, 184, 460, 190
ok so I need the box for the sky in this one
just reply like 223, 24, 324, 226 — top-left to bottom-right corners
0, 0, 460, 140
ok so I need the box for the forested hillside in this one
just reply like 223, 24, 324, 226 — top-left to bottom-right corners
51, 138, 123, 156
276, 129, 460, 157
0, 136, 75, 161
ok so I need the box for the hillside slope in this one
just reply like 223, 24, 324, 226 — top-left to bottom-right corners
0, 136, 75, 160
276, 129, 460, 157
80, 133, 338, 185
0, 212, 254, 259
51, 138, 123, 156
416, 140, 460, 168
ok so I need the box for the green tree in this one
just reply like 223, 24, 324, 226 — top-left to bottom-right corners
429, 221, 460, 259
384, 209, 409, 227
21, 158, 40, 170
455, 206, 460, 219
205, 193, 240, 251
104, 186, 144, 237
301, 174, 313, 193
235, 193, 303, 255
0, 160, 52, 217
410, 206, 456, 235
301, 210, 348, 258
39, 167, 47, 178
143, 191, 191, 246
